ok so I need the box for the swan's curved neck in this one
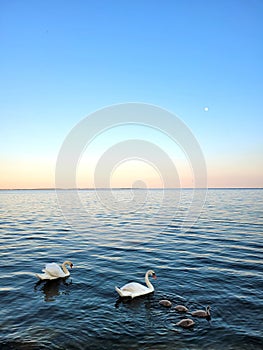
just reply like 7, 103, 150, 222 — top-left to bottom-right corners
62, 261, 69, 274
145, 271, 154, 290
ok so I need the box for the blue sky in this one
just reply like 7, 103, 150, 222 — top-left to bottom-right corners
1, 0, 263, 188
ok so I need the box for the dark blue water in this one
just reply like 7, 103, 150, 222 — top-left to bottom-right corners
0, 189, 263, 349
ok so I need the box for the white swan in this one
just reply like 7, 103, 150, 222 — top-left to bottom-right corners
115, 270, 157, 299
36, 260, 73, 280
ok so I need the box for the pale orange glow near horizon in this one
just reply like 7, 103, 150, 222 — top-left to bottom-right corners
1, 156, 55, 189
1, 155, 262, 189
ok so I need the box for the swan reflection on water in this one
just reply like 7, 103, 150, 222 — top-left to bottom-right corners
34, 278, 72, 302
115, 293, 155, 309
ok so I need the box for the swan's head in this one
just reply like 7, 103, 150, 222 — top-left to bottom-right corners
64, 260, 73, 268
148, 270, 157, 279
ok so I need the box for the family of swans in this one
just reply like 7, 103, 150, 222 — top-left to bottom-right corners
36, 260, 211, 329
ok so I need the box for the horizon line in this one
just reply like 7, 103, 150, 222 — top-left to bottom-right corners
0, 187, 262, 191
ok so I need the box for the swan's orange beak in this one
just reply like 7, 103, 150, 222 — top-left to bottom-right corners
70, 263, 73, 268
153, 274, 157, 280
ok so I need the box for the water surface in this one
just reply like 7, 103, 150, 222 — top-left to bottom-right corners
0, 189, 262, 349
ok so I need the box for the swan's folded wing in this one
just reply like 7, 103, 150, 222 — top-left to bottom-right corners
36, 272, 58, 280
115, 286, 132, 297
121, 282, 149, 294
44, 263, 65, 277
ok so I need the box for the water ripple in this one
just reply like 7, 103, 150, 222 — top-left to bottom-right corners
0, 189, 263, 349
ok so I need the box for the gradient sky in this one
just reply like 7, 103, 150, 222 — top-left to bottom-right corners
1, 0, 263, 189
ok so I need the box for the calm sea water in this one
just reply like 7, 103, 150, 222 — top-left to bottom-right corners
0, 189, 262, 350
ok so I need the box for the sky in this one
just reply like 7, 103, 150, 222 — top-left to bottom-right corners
1, 0, 263, 189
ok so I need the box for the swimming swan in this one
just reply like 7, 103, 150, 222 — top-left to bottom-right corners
159, 299, 172, 307
176, 318, 195, 328
35, 261, 73, 280
192, 305, 211, 318
115, 270, 157, 299
174, 305, 188, 312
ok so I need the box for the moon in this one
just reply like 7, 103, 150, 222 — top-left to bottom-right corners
204, 107, 209, 112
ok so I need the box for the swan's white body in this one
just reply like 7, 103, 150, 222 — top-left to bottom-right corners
115, 270, 157, 299
36, 260, 73, 280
